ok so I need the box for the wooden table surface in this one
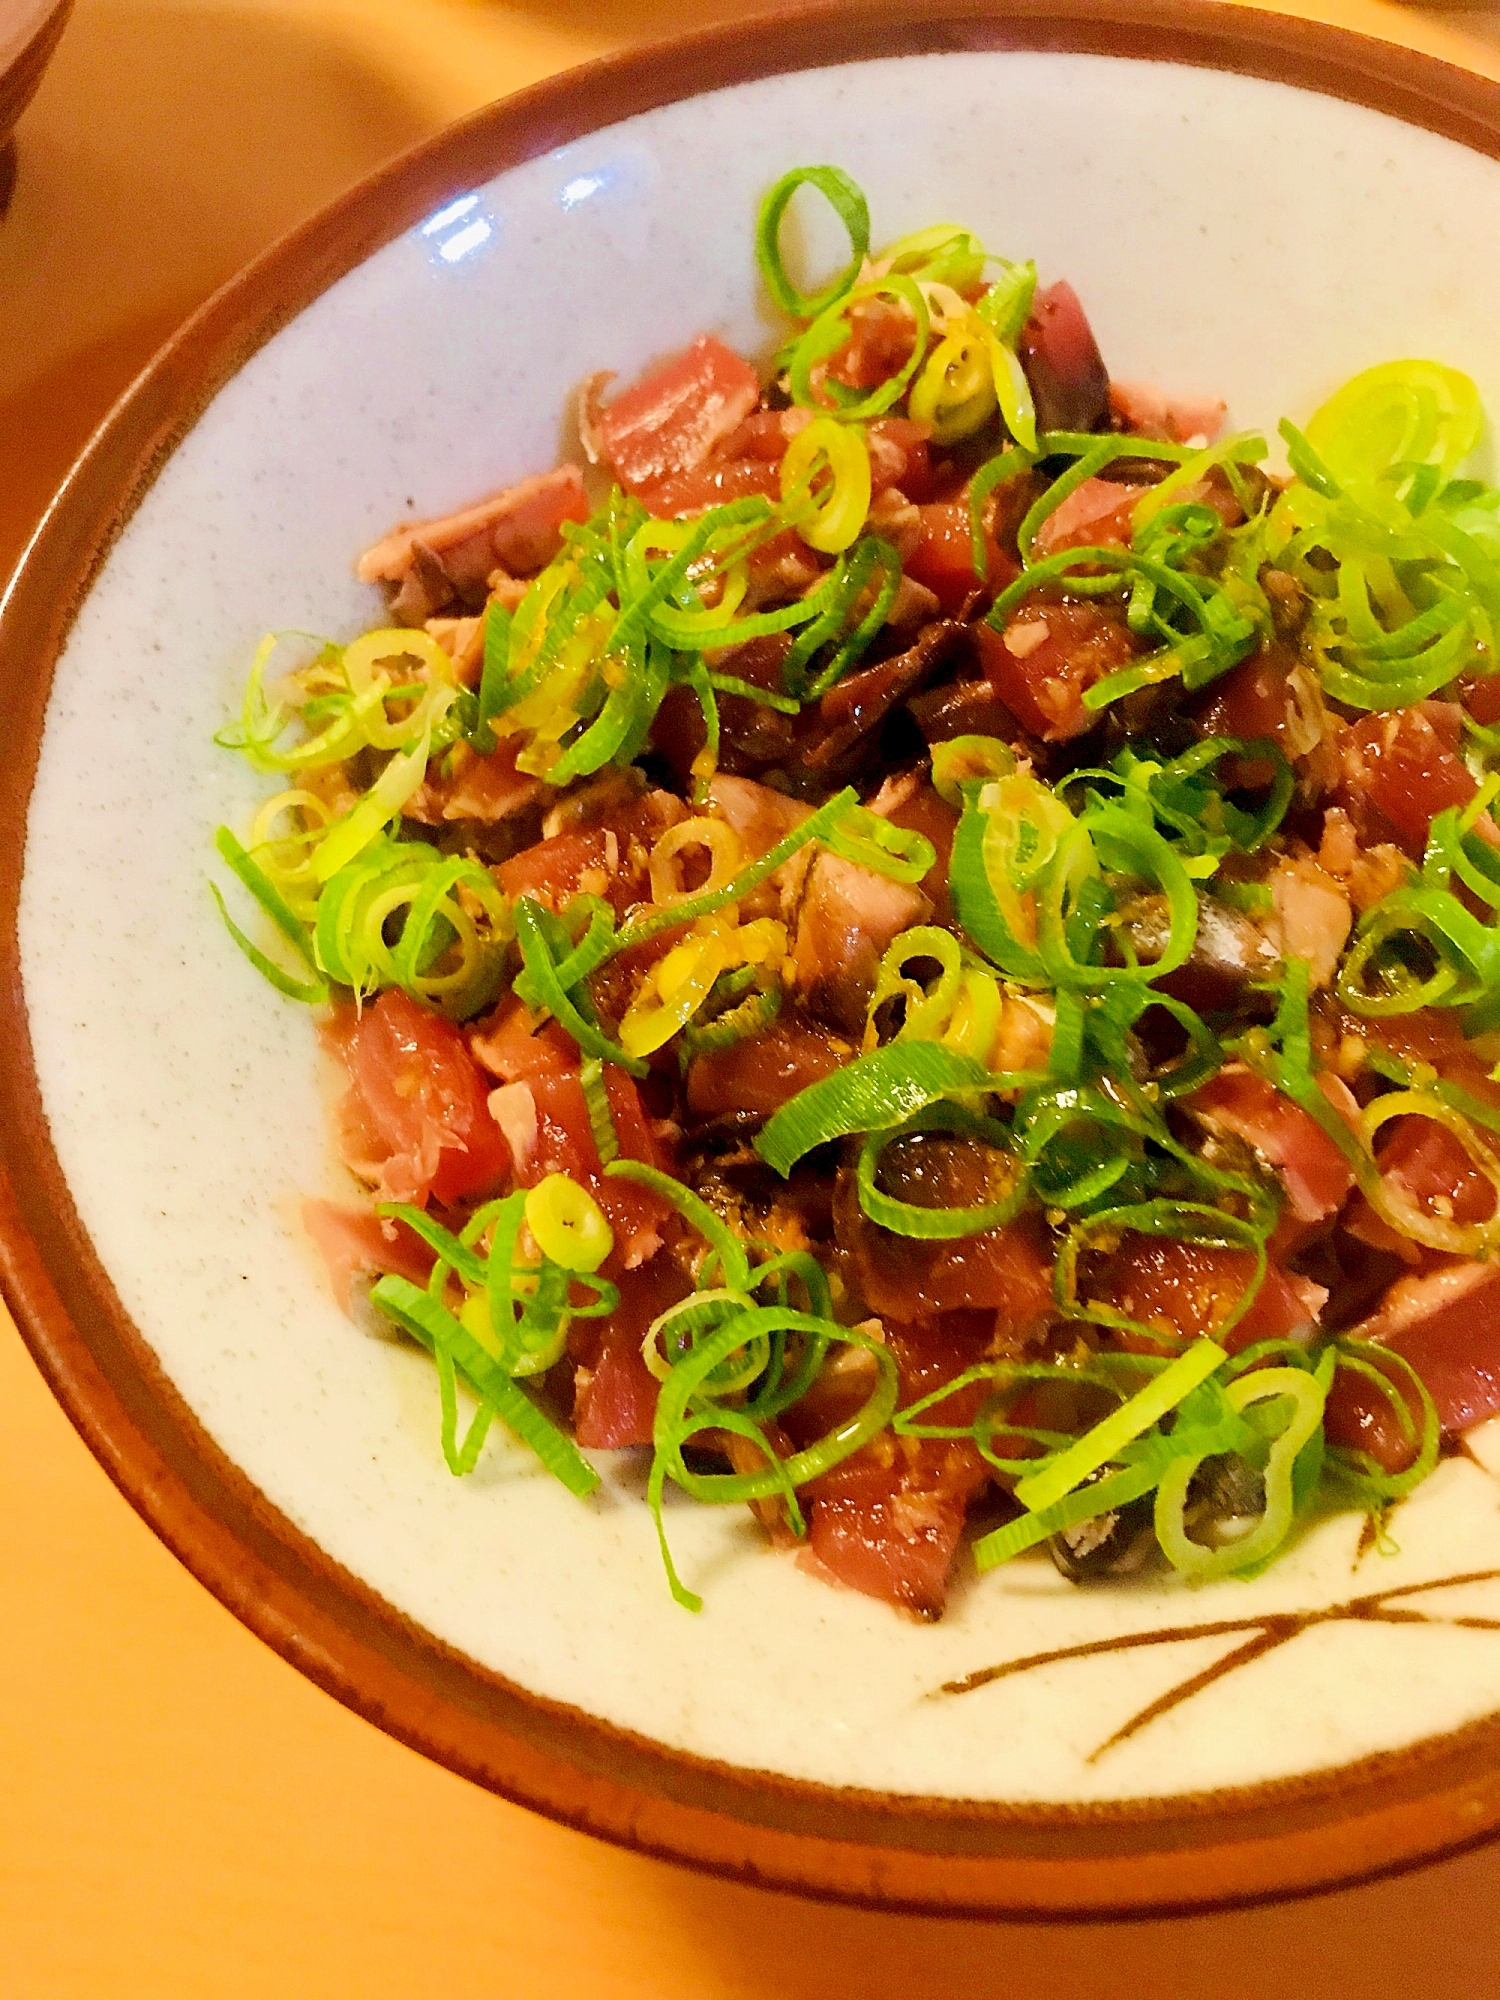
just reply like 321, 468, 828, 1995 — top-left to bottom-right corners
9, 2, 1500, 1991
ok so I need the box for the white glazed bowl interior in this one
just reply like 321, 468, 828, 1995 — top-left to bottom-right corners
22, 47, 1500, 1807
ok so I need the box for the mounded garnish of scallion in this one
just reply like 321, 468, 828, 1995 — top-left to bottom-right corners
1269, 363, 1499, 709
212, 166, 1500, 1614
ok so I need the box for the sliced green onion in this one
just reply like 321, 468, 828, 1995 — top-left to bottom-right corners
1055, 1201, 1270, 1349
1153, 1365, 1326, 1580
856, 1106, 1026, 1238
513, 896, 648, 1077
650, 1305, 898, 1610
542, 641, 662, 791
1324, 1340, 1440, 1501
1129, 431, 1268, 541
1014, 1336, 1227, 1514
1014, 433, 1188, 564
974, 1461, 1161, 1571
680, 971, 782, 1057
1063, 809, 1198, 985
877, 221, 987, 292
312, 838, 509, 1019
1304, 359, 1482, 492
975, 258, 1037, 344
931, 736, 1016, 807
755, 165, 870, 319
780, 540, 879, 697
801, 537, 903, 699
525, 1174, 613, 1273
471, 598, 514, 753
579, 1057, 620, 1164
863, 926, 964, 1047
376, 1200, 488, 1289
966, 447, 1034, 582
313, 729, 438, 881
705, 673, 801, 715
908, 315, 997, 444
210, 826, 328, 1003
1339, 881, 1499, 1018
606, 787, 858, 960
780, 415, 872, 553
823, 805, 934, 884
371, 1275, 600, 1497
756, 1041, 1041, 1178
1358, 1089, 1500, 1255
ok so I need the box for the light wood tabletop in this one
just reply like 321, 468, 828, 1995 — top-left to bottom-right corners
8, 2, 1500, 1991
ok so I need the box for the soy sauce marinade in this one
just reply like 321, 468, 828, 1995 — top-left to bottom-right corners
213, 166, 1500, 1617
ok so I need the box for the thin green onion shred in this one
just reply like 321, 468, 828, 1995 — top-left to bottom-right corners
372, 1275, 600, 1497
1014, 1336, 1228, 1514
755, 165, 871, 319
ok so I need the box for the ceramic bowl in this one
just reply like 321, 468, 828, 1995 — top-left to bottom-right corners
9, 0, 1500, 1918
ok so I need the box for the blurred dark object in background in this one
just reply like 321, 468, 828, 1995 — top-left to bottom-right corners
0, 1, 73, 217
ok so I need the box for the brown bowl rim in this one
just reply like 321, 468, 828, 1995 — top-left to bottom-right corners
7, 0, 1500, 1919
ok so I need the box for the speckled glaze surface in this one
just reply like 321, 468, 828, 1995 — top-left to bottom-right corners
12, 4, 1500, 1911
